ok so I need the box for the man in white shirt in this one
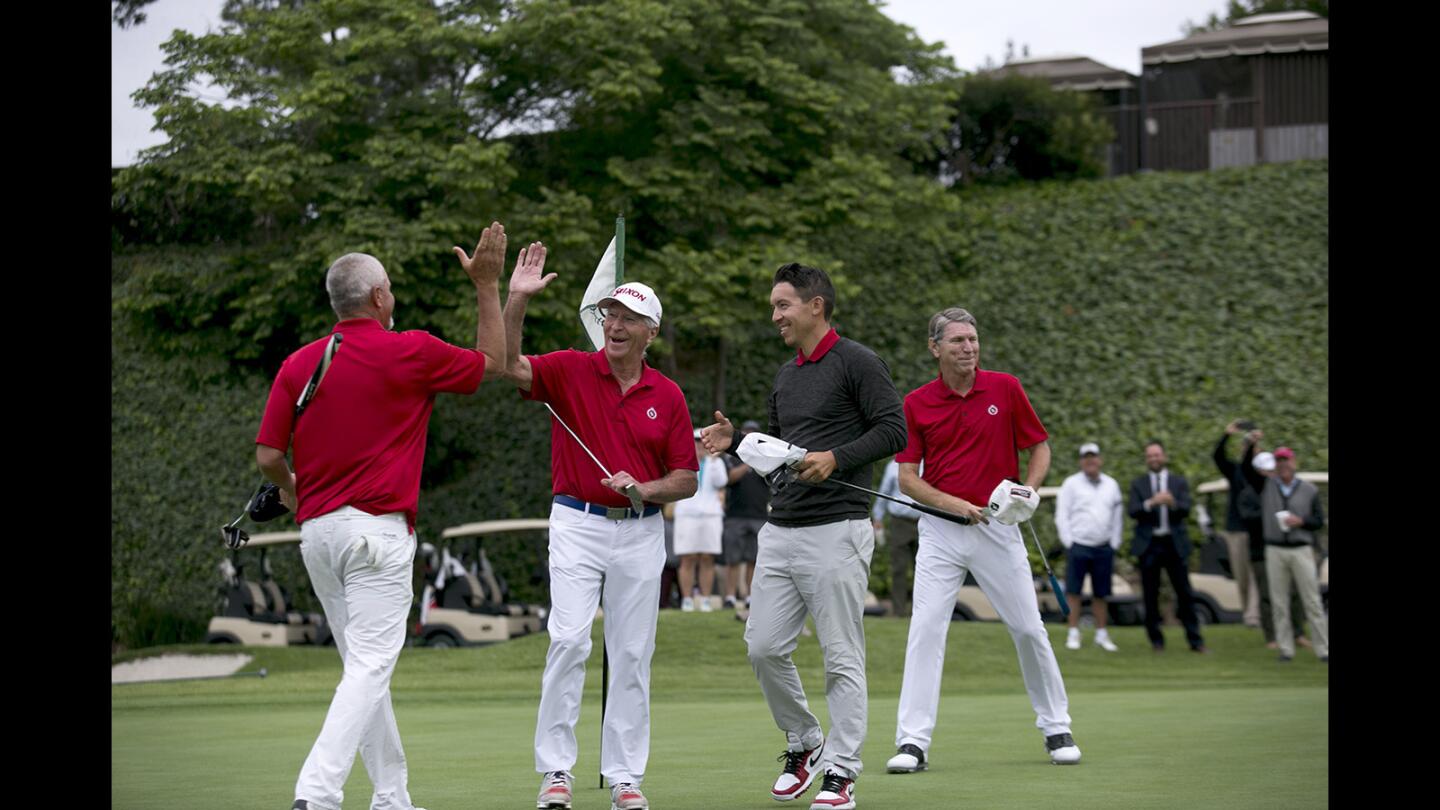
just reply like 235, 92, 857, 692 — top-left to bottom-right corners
1054, 443, 1123, 652
675, 429, 728, 611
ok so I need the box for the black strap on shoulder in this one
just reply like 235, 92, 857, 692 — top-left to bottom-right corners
294, 333, 343, 421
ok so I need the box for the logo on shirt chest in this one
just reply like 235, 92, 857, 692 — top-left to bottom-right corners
987, 405, 999, 416
646, 407, 658, 420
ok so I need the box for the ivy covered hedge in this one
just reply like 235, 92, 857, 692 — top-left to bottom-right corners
111, 159, 1328, 647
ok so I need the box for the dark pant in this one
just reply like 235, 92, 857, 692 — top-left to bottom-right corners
886, 516, 919, 618
1140, 538, 1204, 649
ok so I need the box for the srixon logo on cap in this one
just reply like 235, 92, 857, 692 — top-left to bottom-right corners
615, 286, 648, 302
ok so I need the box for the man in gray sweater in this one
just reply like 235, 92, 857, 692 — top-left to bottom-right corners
702, 262, 906, 810
1242, 445, 1328, 663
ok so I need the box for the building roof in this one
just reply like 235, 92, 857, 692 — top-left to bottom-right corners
991, 55, 1136, 91
1142, 12, 1328, 65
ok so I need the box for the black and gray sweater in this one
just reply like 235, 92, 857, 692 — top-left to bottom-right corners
760, 336, 908, 527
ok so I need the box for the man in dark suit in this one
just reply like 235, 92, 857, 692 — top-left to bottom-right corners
1127, 440, 1207, 653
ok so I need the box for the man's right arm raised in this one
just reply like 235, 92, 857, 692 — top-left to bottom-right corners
499, 242, 555, 392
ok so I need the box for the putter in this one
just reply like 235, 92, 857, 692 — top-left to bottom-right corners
543, 403, 646, 514
1023, 521, 1070, 618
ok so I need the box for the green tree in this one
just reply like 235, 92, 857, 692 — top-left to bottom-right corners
113, 0, 158, 28
113, 0, 963, 392
1183, 1, 1329, 35
932, 73, 1114, 188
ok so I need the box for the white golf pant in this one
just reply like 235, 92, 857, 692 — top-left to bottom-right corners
534, 502, 664, 786
896, 515, 1072, 751
295, 507, 417, 810
745, 519, 874, 779
1266, 544, 1329, 659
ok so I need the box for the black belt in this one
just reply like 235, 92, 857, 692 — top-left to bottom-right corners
554, 494, 659, 520
1266, 540, 1310, 547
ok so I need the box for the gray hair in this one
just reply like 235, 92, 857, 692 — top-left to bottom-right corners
326, 253, 387, 319
928, 307, 978, 344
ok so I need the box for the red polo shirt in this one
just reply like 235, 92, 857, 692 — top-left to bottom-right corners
256, 319, 486, 530
896, 369, 1048, 507
523, 350, 698, 507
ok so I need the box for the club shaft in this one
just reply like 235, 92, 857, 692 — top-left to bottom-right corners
544, 403, 614, 478
827, 479, 971, 525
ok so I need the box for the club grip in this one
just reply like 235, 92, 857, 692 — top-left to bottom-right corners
912, 501, 972, 526
1050, 573, 1070, 617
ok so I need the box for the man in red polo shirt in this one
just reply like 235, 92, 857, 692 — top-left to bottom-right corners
883, 306, 1080, 777
500, 258, 698, 810
257, 222, 527, 810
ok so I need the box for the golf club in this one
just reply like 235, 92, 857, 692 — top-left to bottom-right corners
825, 478, 973, 526
1023, 520, 1070, 618
542, 402, 646, 514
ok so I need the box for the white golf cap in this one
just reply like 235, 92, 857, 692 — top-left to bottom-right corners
1253, 451, 1276, 472
599, 282, 662, 326
1078, 442, 1101, 457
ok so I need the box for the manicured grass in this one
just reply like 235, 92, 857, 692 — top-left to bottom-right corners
113, 617, 1327, 809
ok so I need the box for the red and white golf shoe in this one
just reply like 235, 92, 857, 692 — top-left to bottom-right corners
771, 737, 826, 801
808, 769, 856, 810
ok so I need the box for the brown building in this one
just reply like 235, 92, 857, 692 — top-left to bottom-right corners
1138, 11, 1328, 172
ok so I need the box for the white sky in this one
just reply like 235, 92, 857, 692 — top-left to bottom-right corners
112, 0, 1225, 167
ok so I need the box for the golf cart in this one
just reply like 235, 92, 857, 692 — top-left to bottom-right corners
416, 518, 547, 648
206, 530, 332, 646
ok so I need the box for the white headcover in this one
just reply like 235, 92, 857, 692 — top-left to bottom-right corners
736, 432, 807, 475
988, 480, 1039, 525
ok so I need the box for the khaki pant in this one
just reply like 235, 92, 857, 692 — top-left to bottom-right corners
746, 519, 874, 779
1219, 530, 1259, 625
1266, 544, 1329, 659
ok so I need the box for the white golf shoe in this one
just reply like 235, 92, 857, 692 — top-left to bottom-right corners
1094, 629, 1118, 652
885, 743, 927, 773
610, 782, 648, 810
1045, 733, 1082, 765
538, 770, 573, 809
699, 597, 715, 612
681, 597, 695, 612
1065, 627, 1081, 650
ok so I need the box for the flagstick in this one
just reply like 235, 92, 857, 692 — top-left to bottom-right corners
599, 212, 625, 792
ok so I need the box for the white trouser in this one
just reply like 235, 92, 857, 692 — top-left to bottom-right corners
295, 507, 418, 810
745, 519, 874, 779
896, 515, 1072, 751
535, 502, 664, 786
1266, 544, 1329, 659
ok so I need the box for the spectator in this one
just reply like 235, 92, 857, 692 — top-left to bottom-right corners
872, 457, 922, 618
720, 419, 769, 609
675, 429, 728, 612
1055, 443, 1123, 652
1127, 441, 1207, 653
1242, 445, 1328, 663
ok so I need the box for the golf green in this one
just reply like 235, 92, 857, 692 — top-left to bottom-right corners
112, 617, 1328, 809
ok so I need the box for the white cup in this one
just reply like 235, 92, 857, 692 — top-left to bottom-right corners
1275, 510, 1294, 532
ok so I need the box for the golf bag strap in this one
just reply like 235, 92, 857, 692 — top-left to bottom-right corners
294, 333, 343, 420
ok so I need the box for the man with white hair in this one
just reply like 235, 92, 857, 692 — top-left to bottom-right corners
1056, 443, 1124, 652
257, 223, 524, 810
500, 260, 698, 810
884, 306, 1079, 776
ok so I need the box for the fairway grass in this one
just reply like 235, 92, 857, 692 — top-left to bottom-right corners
113, 617, 1327, 809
